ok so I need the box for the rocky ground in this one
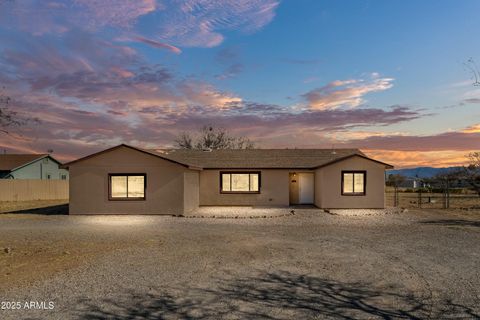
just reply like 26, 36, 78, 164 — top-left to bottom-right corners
0, 206, 479, 319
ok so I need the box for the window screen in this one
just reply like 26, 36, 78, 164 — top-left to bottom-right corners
110, 174, 145, 199
342, 171, 365, 195
221, 172, 260, 193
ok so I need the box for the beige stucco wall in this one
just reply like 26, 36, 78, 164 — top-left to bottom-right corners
69, 147, 387, 213
199, 169, 290, 206
69, 146, 196, 214
184, 171, 200, 213
315, 156, 386, 209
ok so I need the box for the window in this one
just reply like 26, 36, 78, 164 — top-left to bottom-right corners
109, 174, 146, 200
61, 174, 67, 180
220, 172, 260, 193
342, 171, 366, 195
46, 174, 51, 180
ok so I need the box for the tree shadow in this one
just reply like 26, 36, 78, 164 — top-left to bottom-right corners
75, 271, 479, 319
3, 204, 68, 215
420, 219, 480, 228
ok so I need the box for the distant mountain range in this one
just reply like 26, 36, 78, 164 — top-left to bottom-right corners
387, 166, 463, 178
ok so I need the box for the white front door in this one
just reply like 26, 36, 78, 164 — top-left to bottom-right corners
298, 173, 314, 204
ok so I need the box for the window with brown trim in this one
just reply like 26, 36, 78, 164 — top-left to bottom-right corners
341, 171, 366, 196
109, 174, 146, 200
220, 172, 260, 193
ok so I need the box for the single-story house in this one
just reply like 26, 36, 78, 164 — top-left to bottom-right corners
0, 154, 69, 180
63, 144, 393, 215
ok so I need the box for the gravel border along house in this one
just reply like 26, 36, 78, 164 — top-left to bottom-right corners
62, 144, 393, 215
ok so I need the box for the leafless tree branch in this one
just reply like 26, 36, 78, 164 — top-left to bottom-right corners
464, 58, 480, 87
175, 125, 255, 150
0, 86, 39, 135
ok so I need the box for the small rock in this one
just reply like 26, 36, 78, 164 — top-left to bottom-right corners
4, 247, 12, 254
63, 251, 70, 255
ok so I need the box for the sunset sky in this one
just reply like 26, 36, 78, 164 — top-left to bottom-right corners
0, 0, 479, 168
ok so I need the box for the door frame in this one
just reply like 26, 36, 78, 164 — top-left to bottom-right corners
289, 171, 315, 205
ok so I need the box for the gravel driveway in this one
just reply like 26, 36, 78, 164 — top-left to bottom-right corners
0, 208, 479, 319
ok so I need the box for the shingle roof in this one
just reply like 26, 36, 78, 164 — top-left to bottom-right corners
63, 144, 393, 169
147, 148, 366, 169
0, 154, 48, 171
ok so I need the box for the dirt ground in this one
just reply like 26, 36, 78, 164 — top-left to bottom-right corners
0, 205, 479, 319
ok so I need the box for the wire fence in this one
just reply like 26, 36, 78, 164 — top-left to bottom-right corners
386, 189, 480, 209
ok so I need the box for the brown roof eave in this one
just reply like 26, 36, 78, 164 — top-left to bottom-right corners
202, 167, 317, 170
61, 144, 192, 169
9, 154, 50, 172
312, 153, 394, 170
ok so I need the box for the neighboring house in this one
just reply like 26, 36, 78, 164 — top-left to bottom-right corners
0, 154, 69, 180
63, 144, 393, 215
399, 178, 424, 189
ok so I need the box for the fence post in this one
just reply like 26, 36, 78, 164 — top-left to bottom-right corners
418, 189, 422, 208
393, 187, 398, 207
446, 179, 450, 209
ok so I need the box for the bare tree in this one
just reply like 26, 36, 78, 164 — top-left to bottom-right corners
175, 126, 255, 150
0, 87, 39, 135
424, 170, 461, 193
463, 58, 480, 86
386, 174, 406, 189
461, 152, 480, 196
175, 132, 194, 149
0, 89, 22, 134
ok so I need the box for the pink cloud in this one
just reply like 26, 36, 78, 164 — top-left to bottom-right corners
1, 0, 279, 49
5, 86, 476, 169
139, 0, 280, 47
303, 75, 394, 110
132, 36, 182, 54
0, 32, 430, 166
1, 0, 156, 35
75, 0, 156, 29
0, 81, 425, 161
179, 81, 242, 107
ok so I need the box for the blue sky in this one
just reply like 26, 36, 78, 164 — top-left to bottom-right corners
0, 0, 479, 167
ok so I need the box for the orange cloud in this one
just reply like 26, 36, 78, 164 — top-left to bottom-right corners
179, 81, 242, 108
324, 130, 406, 141
462, 123, 480, 133
363, 149, 471, 168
